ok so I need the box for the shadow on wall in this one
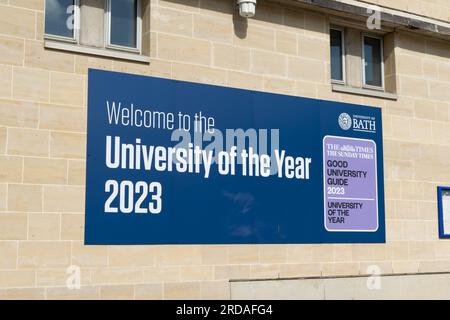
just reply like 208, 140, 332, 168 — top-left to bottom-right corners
233, 14, 248, 39
142, 0, 153, 57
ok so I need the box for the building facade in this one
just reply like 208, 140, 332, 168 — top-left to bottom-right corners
0, 0, 449, 299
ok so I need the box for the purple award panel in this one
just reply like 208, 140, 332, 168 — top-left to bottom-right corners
323, 136, 378, 232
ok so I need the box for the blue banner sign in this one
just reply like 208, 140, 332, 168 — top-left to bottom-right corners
85, 69, 385, 244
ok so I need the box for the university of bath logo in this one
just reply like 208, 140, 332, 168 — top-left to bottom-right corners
338, 113, 352, 130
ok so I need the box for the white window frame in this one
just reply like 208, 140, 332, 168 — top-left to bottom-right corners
105, 0, 142, 54
330, 26, 346, 85
362, 33, 385, 91
44, 0, 80, 43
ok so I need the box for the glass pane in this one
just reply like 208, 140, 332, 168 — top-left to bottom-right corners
110, 0, 138, 48
330, 29, 343, 81
364, 36, 382, 87
45, 0, 75, 38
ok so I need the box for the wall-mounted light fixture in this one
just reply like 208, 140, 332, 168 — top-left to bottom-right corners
237, 0, 256, 18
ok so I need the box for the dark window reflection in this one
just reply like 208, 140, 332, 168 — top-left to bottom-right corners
45, 0, 75, 38
330, 29, 344, 81
364, 36, 383, 87
110, 0, 138, 48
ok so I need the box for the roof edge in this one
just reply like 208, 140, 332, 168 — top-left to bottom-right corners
273, 0, 450, 41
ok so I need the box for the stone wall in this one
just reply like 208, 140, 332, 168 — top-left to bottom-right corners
0, 0, 449, 299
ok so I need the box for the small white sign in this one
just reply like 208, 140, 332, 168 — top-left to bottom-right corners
442, 190, 450, 236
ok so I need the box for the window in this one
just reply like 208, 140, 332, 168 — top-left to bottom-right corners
362, 34, 384, 89
329, 26, 394, 98
44, 0, 79, 40
330, 27, 345, 83
106, 0, 141, 51
45, 0, 142, 55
